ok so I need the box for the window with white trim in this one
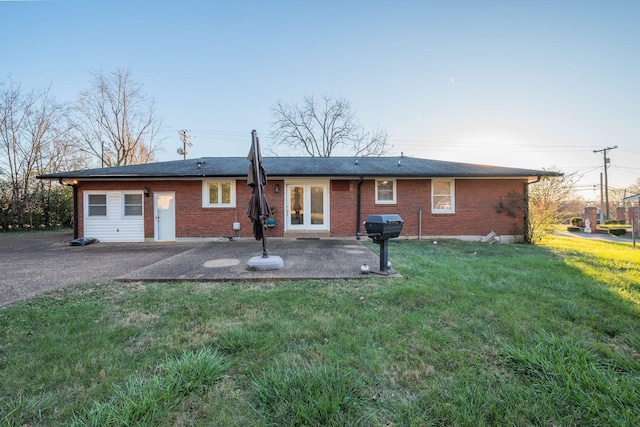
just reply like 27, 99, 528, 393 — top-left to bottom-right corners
203, 180, 236, 207
375, 179, 396, 204
87, 194, 107, 216
123, 193, 143, 216
432, 179, 455, 213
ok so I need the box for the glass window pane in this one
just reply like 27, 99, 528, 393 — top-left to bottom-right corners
124, 194, 143, 216
124, 205, 142, 216
88, 194, 106, 205
221, 182, 231, 204
88, 205, 107, 216
310, 186, 324, 225
434, 181, 450, 195
290, 186, 304, 225
124, 194, 142, 205
377, 180, 394, 201
88, 194, 107, 216
432, 180, 454, 212
209, 182, 219, 204
433, 195, 451, 210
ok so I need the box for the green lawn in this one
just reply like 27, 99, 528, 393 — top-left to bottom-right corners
1, 236, 639, 426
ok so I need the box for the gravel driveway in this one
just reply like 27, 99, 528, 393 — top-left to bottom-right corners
0, 231, 382, 308
0, 231, 203, 307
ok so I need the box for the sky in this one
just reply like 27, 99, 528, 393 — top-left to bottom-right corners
2, 0, 639, 202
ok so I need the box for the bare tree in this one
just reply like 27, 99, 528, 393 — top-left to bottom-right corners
74, 68, 161, 166
527, 167, 578, 243
271, 94, 389, 157
627, 178, 640, 196
0, 78, 76, 228
558, 195, 588, 223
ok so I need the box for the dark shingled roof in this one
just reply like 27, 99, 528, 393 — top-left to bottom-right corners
37, 156, 561, 180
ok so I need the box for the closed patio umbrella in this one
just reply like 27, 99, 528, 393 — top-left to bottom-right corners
247, 130, 270, 257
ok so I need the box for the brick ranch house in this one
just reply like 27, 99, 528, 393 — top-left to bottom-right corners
37, 156, 559, 243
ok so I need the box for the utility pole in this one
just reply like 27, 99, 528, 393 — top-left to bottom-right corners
599, 173, 603, 223
177, 130, 192, 160
593, 145, 618, 221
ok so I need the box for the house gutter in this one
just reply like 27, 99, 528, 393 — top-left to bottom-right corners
356, 175, 364, 239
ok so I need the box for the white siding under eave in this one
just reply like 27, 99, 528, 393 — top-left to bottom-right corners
84, 191, 144, 242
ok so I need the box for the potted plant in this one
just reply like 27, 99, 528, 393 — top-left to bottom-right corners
266, 207, 276, 227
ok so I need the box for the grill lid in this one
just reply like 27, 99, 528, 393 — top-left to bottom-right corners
364, 214, 403, 225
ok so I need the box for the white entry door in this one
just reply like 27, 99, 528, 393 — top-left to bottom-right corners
285, 182, 329, 231
154, 192, 175, 241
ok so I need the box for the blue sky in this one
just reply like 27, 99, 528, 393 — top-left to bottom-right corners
2, 0, 639, 201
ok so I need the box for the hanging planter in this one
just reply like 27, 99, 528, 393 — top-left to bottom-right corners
267, 207, 276, 227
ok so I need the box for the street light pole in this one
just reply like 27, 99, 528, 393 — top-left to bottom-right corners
593, 146, 618, 221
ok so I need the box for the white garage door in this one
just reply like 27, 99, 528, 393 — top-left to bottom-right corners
84, 191, 145, 242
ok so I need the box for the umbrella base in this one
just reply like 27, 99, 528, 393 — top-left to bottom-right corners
247, 255, 284, 271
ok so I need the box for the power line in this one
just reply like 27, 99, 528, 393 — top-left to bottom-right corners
161, 128, 276, 145
390, 138, 598, 148
391, 142, 599, 151
619, 147, 640, 156
611, 165, 640, 171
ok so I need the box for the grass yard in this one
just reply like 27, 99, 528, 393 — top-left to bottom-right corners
1, 235, 639, 426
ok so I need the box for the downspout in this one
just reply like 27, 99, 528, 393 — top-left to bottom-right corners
524, 176, 541, 243
356, 175, 364, 239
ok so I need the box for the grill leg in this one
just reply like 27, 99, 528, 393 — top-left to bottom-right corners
378, 239, 389, 272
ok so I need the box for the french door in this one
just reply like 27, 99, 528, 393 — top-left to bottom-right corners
285, 182, 329, 231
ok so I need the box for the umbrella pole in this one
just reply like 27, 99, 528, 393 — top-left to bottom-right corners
261, 220, 268, 257
252, 133, 269, 258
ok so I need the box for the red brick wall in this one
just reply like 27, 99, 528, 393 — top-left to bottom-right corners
76, 179, 284, 239
584, 206, 598, 227
76, 177, 527, 239
330, 178, 527, 237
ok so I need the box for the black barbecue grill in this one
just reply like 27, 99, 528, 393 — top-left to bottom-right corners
361, 214, 403, 274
